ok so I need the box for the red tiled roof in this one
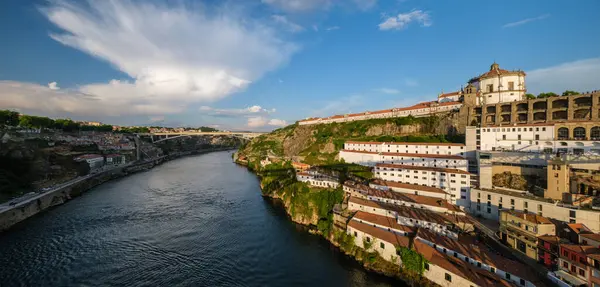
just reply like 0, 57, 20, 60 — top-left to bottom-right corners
352, 211, 416, 234
580, 233, 600, 242
439, 91, 460, 98
417, 229, 541, 284
561, 244, 600, 256
567, 223, 591, 234
363, 189, 461, 213
347, 220, 410, 247
371, 179, 448, 195
502, 210, 553, 225
375, 163, 472, 175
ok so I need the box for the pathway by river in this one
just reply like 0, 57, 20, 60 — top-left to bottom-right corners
0, 151, 404, 286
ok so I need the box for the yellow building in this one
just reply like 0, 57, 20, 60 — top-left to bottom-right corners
500, 210, 556, 260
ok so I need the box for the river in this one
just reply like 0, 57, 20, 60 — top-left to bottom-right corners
0, 151, 403, 286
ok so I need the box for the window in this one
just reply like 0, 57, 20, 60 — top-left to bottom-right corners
502, 135, 506, 140
520, 279, 525, 286
487, 195, 491, 200
570, 210, 576, 218
380, 242, 385, 249
563, 261, 569, 268
354, 231, 357, 237
511, 199, 515, 205
445, 273, 452, 282
366, 237, 371, 242
424, 263, 429, 271
505, 273, 511, 280
508, 81, 514, 90
574, 127, 586, 139
490, 267, 496, 273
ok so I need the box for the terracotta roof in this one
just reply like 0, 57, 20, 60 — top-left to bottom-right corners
417, 229, 541, 284
561, 244, 600, 256
349, 197, 470, 226
347, 219, 410, 247
346, 141, 465, 147
580, 233, 600, 242
297, 172, 313, 177
412, 241, 516, 287
375, 163, 472, 175
292, 162, 311, 167
566, 223, 591, 234
371, 179, 448, 195
341, 149, 465, 160
352, 211, 416, 234
503, 210, 553, 225
538, 235, 561, 244
439, 91, 460, 98
474, 63, 526, 80
359, 186, 461, 213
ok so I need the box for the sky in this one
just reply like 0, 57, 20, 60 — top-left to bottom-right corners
0, 0, 599, 131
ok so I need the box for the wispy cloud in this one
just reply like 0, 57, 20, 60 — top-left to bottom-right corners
199, 105, 276, 117
1, 1, 297, 118
246, 116, 287, 128
262, 0, 332, 12
326, 26, 340, 31
48, 82, 59, 90
379, 10, 432, 31
527, 58, 600, 94
374, 88, 400, 94
353, 0, 377, 11
268, 118, 288, 126
310, 94, 365, 117
503, 14, 550, 28
272, 15, 304, 32
404, 78, 419, 87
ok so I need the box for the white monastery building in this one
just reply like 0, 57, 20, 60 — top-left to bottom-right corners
470, 62, 526, 105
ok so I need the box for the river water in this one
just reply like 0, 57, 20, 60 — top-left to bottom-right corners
0, 151, 403, 286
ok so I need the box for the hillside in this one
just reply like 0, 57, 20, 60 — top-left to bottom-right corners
238, 112, 465, 166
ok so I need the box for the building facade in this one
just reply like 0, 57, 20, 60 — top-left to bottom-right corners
499, 210, 555, 260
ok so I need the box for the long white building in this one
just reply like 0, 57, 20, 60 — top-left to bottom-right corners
373, 163, 472, 208
339, 149, 468, 170
298, 101, 461, 125
344, 141, 466, 156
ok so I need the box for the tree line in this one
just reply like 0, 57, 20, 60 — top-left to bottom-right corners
0, 110, 140, 133
525, 90, 580, 99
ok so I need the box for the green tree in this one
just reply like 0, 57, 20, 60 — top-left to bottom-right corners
562, 90, 579, 96
0, 110, 19, 126
537, 92, 558, 99
525, 93, 536, 99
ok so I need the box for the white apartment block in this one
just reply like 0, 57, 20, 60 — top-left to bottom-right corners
340, 150, 468, 170
298, 101, 462, 125
373, 163, 472, 208
470, 188, 600, 233
343, 182, 464, 215
344, 141, 466, 157
296, 172, 340, 189
348, 197, 469, 239
471, 123, 600, 154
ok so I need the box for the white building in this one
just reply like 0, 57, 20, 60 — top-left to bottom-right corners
298, 101, 462, 125
340, 150, 468, 170
471, 124, 600, 154
74, 154, 104, 170
470, 62, 526, 105
373, 163, 472, 207
438, 91, 461, 103
296, 172, 339, 189
469, 188, 600, 233
344, 141, 466, 157
105, 154, 125, 165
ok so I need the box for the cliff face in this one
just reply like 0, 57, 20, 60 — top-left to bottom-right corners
239, 112, 464, 166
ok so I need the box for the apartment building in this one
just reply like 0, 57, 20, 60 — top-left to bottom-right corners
470, 188, 600, 233
343, 181, 463, 215
499, 210, 556, 260
348, 197, 471, 239
369, 179, 450, 200
73, 154, 104, 170
344, 141, 466, 156
557, 244, 599, 286
373, 163, 471, 207
340, 149, 469, 170
538, 235, 562, 269
296, 172, 339, 189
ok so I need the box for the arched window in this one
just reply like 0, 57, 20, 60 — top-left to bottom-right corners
574, 127, 586, 139
591, 127, 600, 140
557, 127, 569, 140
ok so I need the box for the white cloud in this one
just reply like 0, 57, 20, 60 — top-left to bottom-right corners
503, 14, 550, 28
247, 116, 268, 128
272, 15, 304, 32
5, 0, 297, 117
353, 0, 377, 10
527, 58, 600, 94
374, 88, 400, 94
379, 10, 432, 31
326, 26, 340, 31
262, 0, 332, 12
268, 118, 287, 126
48, 82, 59, 90
199, 105, 276, 117
404, 78, 419, 87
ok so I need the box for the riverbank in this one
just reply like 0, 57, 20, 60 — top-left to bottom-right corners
242, 160, 432, 287
0, 147, 236, 232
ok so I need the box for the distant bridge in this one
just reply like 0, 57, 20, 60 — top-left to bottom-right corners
136, 131, 265, 143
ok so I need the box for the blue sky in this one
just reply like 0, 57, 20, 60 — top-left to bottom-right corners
1, 0, 599, 131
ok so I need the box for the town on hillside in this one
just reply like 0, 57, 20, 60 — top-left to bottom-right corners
246, 62, 600, 287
